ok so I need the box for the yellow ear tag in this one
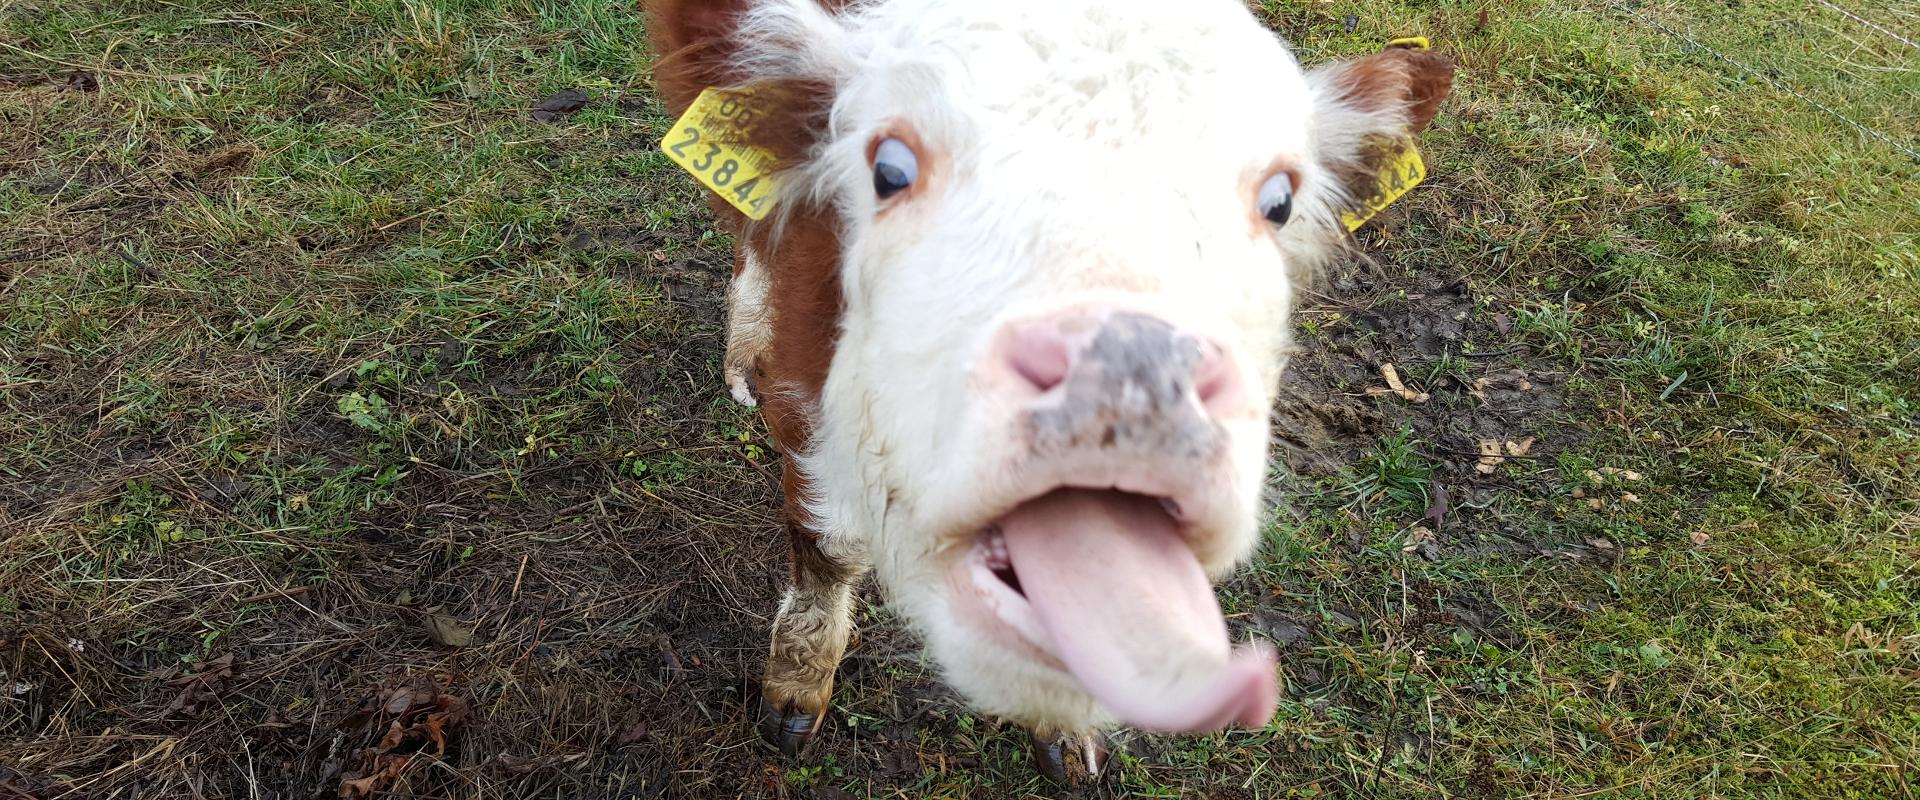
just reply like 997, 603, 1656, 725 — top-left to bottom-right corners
1341, 37, 1433, 232
1340, 142, 1426, 232
661, 87, 782, 220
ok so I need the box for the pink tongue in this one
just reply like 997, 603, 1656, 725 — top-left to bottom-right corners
998, 489, 1278, 732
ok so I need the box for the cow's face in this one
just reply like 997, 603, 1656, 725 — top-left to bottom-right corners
675, 0, 1451, 733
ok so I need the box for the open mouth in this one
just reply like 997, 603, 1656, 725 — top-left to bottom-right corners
958, 487, 1277, 733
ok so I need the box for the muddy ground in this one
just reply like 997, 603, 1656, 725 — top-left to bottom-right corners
9, 0, 1916, 794
2, 212, 1582, 798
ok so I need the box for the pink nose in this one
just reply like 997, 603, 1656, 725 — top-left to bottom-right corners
995, 309, 1246, 419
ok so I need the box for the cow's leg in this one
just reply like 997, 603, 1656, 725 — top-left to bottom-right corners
759, 516, 864, 755
724, 248, 773, 407
1028, 728, 1108, 785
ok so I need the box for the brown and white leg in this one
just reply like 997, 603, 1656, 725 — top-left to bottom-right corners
760, 523, 864, 754
1027, 727, 1109, 785
724, 248, 774, 407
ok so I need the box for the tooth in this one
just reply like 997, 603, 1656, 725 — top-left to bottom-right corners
985, 526, 1013, 568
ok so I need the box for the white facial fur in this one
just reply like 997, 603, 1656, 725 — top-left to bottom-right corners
730, 0, 1414, 732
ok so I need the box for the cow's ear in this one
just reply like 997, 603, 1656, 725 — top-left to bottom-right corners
1306, 45, 1457, 206
646, 0, 757, 115
1315, 45, 1456, 134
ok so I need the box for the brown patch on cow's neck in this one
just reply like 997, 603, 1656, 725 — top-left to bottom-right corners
647, 0, 849, 537
646, 0, 847, 447
748, 211, 844, 458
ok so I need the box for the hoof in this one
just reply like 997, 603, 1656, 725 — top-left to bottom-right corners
758, 697, 825, 756
726, 368, 758, 407
1029, 729, 1107, 786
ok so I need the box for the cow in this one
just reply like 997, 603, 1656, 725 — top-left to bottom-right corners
643, 0, 1454, 780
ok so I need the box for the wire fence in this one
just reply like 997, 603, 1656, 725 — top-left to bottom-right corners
1611, 0, 1920, 165
1816, 0, 1920, 51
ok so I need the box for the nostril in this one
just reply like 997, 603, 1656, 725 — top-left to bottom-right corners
1192, 343, 1240, 411
1007, 325, 1072, 392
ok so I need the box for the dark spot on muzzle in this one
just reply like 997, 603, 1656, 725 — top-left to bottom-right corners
1027, 312, 1226, 461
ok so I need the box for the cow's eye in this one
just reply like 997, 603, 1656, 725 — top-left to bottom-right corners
1257, 172, 1293, 227
873, 137, 918, 199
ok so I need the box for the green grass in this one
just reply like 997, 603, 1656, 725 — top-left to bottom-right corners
3, 0, 1917, 797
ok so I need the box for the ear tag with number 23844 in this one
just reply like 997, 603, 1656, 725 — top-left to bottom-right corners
661, 87, 781, 220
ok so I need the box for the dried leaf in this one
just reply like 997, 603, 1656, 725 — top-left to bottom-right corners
339, 755, 410, 798
489, 754, 544, 774
1689, 531, 1711, 545
1620, 492, 1641, 504
336, 682, 470, 797
422, 713, 452, 751
1585, 537, 1615, 551
530, 88, 588, 122
1585, 469, 1606, 485
339, 776, 379, 798
1402, 526, 1436, 552
1504, 437, 1535, 457
375, 720, 407, 751
1587, 498, 1605, 510
195, 148, 254, 181
382, 687, 417, 715
1422, 483, 1450, 531
1621, 470, 1643, 481
162, 655, 238, 717
1467, 377, 1489, 400
425, 613, 473, 648
1378, 363, 1431, 403
1571, 487, 1585, 499
1475, 439, 1504, 474
616, 718, 651, 747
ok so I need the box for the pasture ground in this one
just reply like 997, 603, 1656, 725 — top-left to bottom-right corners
2, 0, 1916, 797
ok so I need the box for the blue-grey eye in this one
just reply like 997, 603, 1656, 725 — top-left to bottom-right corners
873, 137, 918, 199
1257, 172, 1293, 227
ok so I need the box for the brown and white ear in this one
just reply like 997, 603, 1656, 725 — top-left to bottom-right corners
646, 0, 758, 115
646, 0, 849, 229
1304, 45, 1457, 221
646, 0, 848, 117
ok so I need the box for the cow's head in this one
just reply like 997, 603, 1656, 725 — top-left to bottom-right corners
651, 0, 1452, 735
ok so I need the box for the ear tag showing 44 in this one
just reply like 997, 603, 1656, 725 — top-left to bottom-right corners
1340, 143, 1426, 232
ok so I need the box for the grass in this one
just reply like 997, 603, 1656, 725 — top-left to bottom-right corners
2, 0, 1916, 797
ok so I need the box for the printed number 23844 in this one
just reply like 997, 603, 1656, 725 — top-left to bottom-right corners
660, 90, 781, 220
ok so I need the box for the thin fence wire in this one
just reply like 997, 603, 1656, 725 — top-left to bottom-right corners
1611, 2, 1920, 164
1815, 0, 1920, 51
